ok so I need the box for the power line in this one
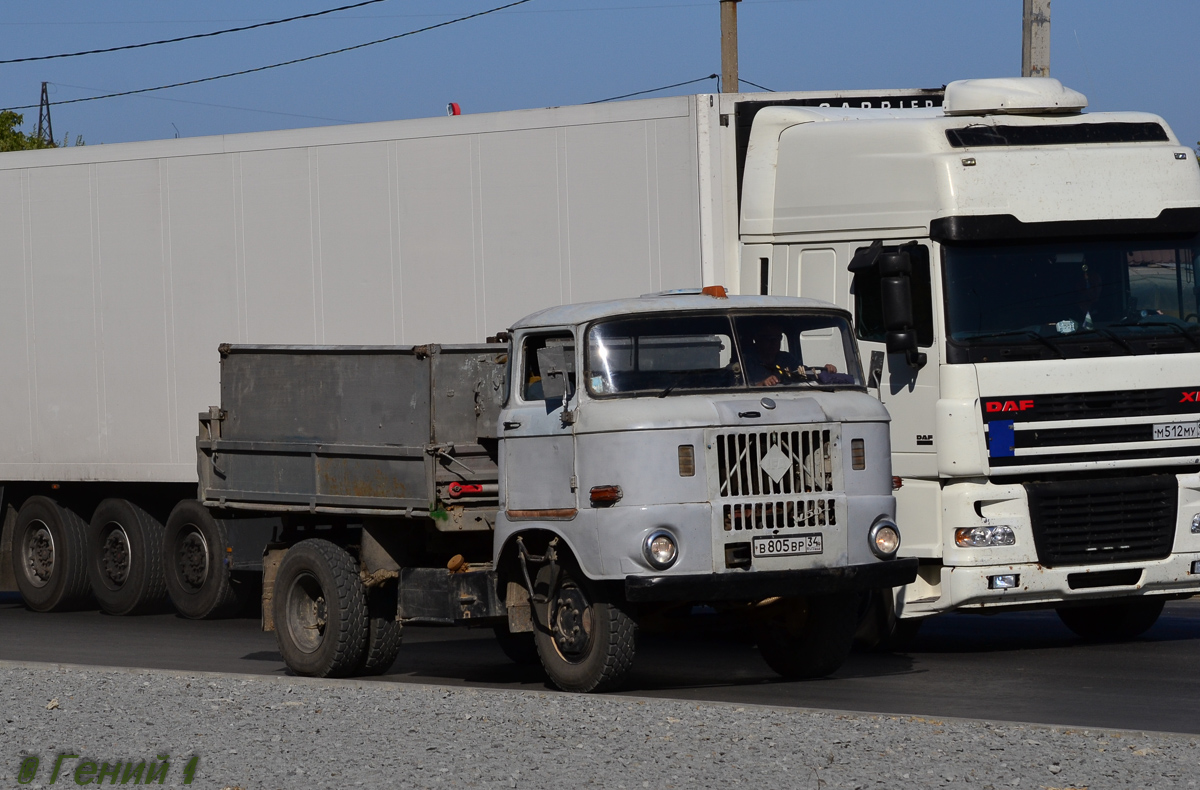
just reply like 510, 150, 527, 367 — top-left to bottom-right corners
0, 0, 393, 65
738, 78, 775, 92
52, 82, 356, 124
2, 0, 535, 112
589, 74, 718, 104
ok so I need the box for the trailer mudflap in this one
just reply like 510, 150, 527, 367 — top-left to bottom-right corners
397, 567, 505, 624
624, 559, 919, 602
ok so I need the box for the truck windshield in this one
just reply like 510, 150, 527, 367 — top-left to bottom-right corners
944, 235, 1200, 361
586, 313, 863, 396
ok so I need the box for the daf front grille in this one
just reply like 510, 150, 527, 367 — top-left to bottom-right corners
1024, 474, 1177, 566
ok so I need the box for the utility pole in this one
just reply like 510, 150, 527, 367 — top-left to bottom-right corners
1022, 0, 1050, 77
720, 0, 740, 93
36, 82, 54, 146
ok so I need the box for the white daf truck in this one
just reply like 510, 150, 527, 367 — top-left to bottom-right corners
740, 78, 1200, 639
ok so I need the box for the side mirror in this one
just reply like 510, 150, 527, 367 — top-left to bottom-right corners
878, 251, 928, 370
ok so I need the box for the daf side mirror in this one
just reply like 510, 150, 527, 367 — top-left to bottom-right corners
878, 251, 928, 370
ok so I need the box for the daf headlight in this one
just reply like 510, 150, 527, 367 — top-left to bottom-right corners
955, 525, 1016, 548
869, 517, 900, 560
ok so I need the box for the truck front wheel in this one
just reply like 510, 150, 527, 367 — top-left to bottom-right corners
755, 593, 860, 679
273, 539, 367, 678
533, 563, 636, 692
1056, 598, 1165, 641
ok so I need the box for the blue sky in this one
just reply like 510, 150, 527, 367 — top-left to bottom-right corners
2, 0, 1198, 150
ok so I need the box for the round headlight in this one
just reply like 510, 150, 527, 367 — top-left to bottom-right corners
644, 530, 678, 570
869, 517, 901, 559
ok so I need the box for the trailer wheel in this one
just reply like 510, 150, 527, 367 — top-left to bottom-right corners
273, 539, 367, 678
163, 500, 240, 619
493, 625, 539, 666
755, 593, 860, 679
12, 497, 92, 612
1056, 598, 1165, 641
533, 562, 636, 692
356, 584, 402, 676
86, 499, 168, 616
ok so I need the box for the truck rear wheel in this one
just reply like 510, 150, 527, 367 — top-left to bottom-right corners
273, 539, 367, 678
357, 584, 402, 676
87, 499, 168, 616
755, 593, 860, 679
1056, 598, 1165, 641
163, 500, 240, 619
533, 563, 636, 692
12, 497, 92, 612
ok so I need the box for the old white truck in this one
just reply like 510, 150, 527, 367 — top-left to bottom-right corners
164, 290, 912, 690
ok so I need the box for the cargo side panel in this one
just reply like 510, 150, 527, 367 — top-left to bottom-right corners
165, 154, 241, 467
0, 170, 35, 466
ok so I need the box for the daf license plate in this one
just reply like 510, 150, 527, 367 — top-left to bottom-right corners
1153, 422, 1200, 440
752, 533, 823, 558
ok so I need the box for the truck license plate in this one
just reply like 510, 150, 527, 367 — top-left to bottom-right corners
752, 533, 823, 558
1153, 422, 1200, 440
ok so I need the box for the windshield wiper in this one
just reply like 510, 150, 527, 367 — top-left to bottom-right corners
959, 329, 1066, 359
1070, 326, 1135, 355
1110, 318, 1200, 352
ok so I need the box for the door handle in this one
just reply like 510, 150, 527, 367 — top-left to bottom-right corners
503, 421, 522, 430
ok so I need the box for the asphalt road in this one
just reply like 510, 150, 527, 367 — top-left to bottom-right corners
2, 593, 1198, 736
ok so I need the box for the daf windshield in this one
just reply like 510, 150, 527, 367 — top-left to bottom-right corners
944, 235, 1200, 362
585, 313, 863, 396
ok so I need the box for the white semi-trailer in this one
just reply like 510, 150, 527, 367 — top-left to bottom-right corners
0, 85, 939, 618
3, 77, 1197, 646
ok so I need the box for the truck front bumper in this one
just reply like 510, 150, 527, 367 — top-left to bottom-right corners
898, 552, 1200, 616
625, 558, 918, 603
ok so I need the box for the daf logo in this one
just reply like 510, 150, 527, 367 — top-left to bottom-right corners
984, 399, 1034, 413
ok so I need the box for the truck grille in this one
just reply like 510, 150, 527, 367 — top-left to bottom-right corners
1024, 475, 1177, 567
714, 427, 835, 497
722, 498, 838, 531
983, 385, 1200, 470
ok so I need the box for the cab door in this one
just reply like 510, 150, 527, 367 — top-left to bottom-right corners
499, 330, 578, 514
847, 241, 941, 478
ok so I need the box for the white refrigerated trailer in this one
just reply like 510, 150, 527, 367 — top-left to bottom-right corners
0, 85, 940, 616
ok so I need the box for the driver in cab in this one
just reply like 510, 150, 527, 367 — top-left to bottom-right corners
742, 321, 837, 387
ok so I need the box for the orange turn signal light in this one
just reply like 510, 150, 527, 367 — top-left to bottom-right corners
701, 285, 728, 299
589, 485, 622, 506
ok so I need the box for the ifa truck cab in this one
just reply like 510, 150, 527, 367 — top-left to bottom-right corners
737, 78, 1200, 638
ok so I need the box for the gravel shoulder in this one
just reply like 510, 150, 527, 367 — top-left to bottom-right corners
1, 659, 1196, 790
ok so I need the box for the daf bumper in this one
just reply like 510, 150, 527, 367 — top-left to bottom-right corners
898, 552, 1200, 616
